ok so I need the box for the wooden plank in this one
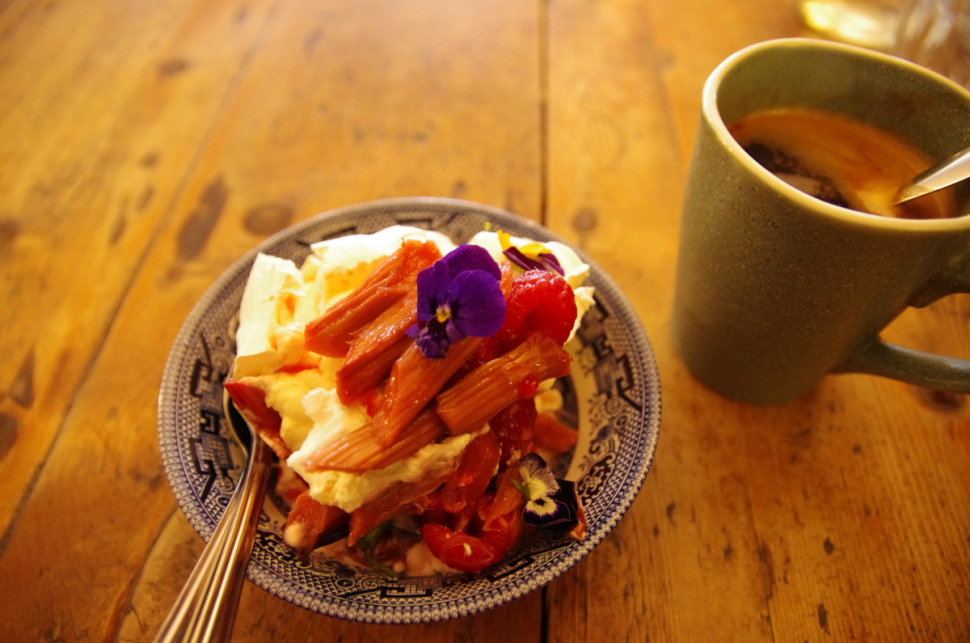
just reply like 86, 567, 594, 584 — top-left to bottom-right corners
0, 0, 279, 538
0, 0, 545, 640
545, 0, 970, 640
161, 0, 546, 235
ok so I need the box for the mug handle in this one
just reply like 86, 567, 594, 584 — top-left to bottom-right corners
835, 246, 970, 393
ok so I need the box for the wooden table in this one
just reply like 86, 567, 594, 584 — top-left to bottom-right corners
2, 1, 968, 641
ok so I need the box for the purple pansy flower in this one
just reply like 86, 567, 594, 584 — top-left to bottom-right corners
515, 452, 584, 533
406, 244, 506, 359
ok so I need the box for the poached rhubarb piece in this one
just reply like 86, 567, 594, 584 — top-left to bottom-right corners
304, 240, 441, 357
436, 333, 572, 436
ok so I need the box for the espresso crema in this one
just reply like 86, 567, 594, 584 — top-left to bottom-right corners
729, 107, 957, 219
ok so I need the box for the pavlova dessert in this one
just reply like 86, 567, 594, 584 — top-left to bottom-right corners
225, 224, 595, 576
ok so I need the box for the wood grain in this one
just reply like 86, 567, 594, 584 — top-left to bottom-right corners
1, 0, 968, 641
0, 0, 280, 537
0, 0, 544, 640
544, 0, 970, 641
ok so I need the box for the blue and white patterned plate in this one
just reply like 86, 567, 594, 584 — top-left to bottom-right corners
158, 197, 661, 624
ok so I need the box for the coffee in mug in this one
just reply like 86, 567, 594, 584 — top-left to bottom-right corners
728, 107, 957, 220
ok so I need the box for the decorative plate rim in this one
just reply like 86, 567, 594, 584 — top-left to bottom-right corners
157, 196, 661, 624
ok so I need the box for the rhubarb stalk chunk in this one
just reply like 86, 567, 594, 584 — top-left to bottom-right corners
436, 333, 572, 435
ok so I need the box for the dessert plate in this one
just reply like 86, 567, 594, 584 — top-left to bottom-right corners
158, 197, 661, 623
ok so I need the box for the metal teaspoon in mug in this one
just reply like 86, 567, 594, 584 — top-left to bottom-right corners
895, 145, 970, 205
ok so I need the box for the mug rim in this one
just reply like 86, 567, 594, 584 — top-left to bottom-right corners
704, 37, 970, 232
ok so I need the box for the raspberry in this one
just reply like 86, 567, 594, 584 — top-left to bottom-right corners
495, 270, 577, 352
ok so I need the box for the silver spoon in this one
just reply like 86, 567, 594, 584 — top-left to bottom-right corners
895, 145, 970, 204
154, 397, 274, 643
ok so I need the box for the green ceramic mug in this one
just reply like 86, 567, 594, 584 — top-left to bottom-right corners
672, 38, 970, 406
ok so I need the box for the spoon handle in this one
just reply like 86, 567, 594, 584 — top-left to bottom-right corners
154, 438, 274, 643
896, 146, 970, 204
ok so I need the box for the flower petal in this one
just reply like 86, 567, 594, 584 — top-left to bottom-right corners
525, 495, 559, 517
518, 453, 559, 498
538, 252, 565, 276
503, 246, 545, 272
440, 244, 502, 280
408, 322, 451, 359
523, 478, 583, 532
518, 241, 551, 257
415, 262, 452, 323
449, 270, 506, 337
443, 318, 464, 345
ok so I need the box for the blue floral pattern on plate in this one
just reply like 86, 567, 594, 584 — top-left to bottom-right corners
158, 197, 661, 624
